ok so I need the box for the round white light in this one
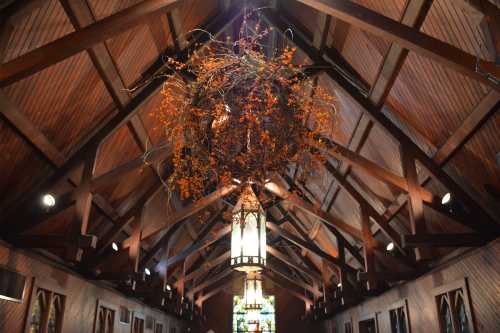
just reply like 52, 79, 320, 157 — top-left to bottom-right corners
42, 194, 56, 207
144, 268, 151, 276
441, 192, 451, 205
386, 242, 395, 251
166, 284, 171, 291
337, 283, 342, 288
111, 242, 119, 252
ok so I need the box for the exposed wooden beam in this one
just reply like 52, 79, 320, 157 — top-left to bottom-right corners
266, 263, 322, 297
65, 148, 98, 262
294, 0, 500, 91
401, 148, 431, 260
321, 162, 402, 251
402, 233, 489, 248
141, 185, 237, 242
60, 0, 153, 152
9, 234, 96, 249
0, 0, 183, 87
267, 245, 322, 282
187, 268, 239, 299
265, 8, 499, 236
89, 179, 162, 262
360, 205, 377, 291
195, 273, 239, 307
141, 209, 222, 270
267, 221, 356, 275
176, 250, 231, 288
262, 270, 313, 307
369, 0, 433, 106
162, 225, 231, 270
264, 181, 362, 241
0, 5, 242, 233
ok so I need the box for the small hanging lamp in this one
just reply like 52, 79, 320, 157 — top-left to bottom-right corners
243, 273, 264, 311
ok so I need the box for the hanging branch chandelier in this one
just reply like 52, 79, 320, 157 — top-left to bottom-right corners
156, 11, 338, 200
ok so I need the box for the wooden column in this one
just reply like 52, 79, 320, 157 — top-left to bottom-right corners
360, 205, 377, 291
66, 150, 98, 262
401, 148, 432, 260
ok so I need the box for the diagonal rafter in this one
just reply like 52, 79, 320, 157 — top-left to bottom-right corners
294, 0, 500, 90
0, 4, 243, 237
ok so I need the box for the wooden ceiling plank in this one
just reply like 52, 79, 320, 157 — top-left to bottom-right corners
61, 0, 153, 153
294, 0, 500, 90
266, 8, 500, 235
1, 6, 241, 235
0, 0, 183, 87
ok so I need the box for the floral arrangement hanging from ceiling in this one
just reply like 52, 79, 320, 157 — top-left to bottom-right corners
155, 11, 338, 199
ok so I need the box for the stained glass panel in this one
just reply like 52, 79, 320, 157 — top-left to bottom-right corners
233, 295, 275, 333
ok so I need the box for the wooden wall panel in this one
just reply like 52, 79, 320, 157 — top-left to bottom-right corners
0, 241, 191, 333
323, 239, 500, 333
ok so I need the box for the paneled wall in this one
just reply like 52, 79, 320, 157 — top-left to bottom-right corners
323, 239, 500, 333
0, 241, 192, 333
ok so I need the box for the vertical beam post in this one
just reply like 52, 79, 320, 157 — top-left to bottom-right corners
401, 148, 432, 260
360, 205, 377, 291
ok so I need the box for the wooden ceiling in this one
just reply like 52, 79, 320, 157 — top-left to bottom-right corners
0, 0, 499, 320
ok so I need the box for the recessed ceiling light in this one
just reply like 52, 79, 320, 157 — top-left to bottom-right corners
42, 193, 56, 207
441, 192, 451, 205
386, 242, 395, 251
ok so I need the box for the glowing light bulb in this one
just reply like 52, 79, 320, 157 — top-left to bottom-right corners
112, 242, 119, 252
166, 284, 171, 291
42, 194, 56, 207
441, 192, 451, 205
144, 268, 151, 276
337, 283, 342, 288
386, 242, 395, 251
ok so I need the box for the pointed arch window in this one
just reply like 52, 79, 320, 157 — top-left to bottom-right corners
93, 300, 116, 333
388, 299, 410, 333
27, 288, 65, 333
433, 279, 475, 333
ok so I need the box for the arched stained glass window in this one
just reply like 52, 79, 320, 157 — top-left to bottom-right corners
440, 297, 453, 333
48, 294, 62, 333
29, 289, 47, 333
28, 288, 65, 333
455, 292, 470, 333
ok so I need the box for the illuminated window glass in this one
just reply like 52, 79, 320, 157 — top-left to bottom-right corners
233, 295, 275, 333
